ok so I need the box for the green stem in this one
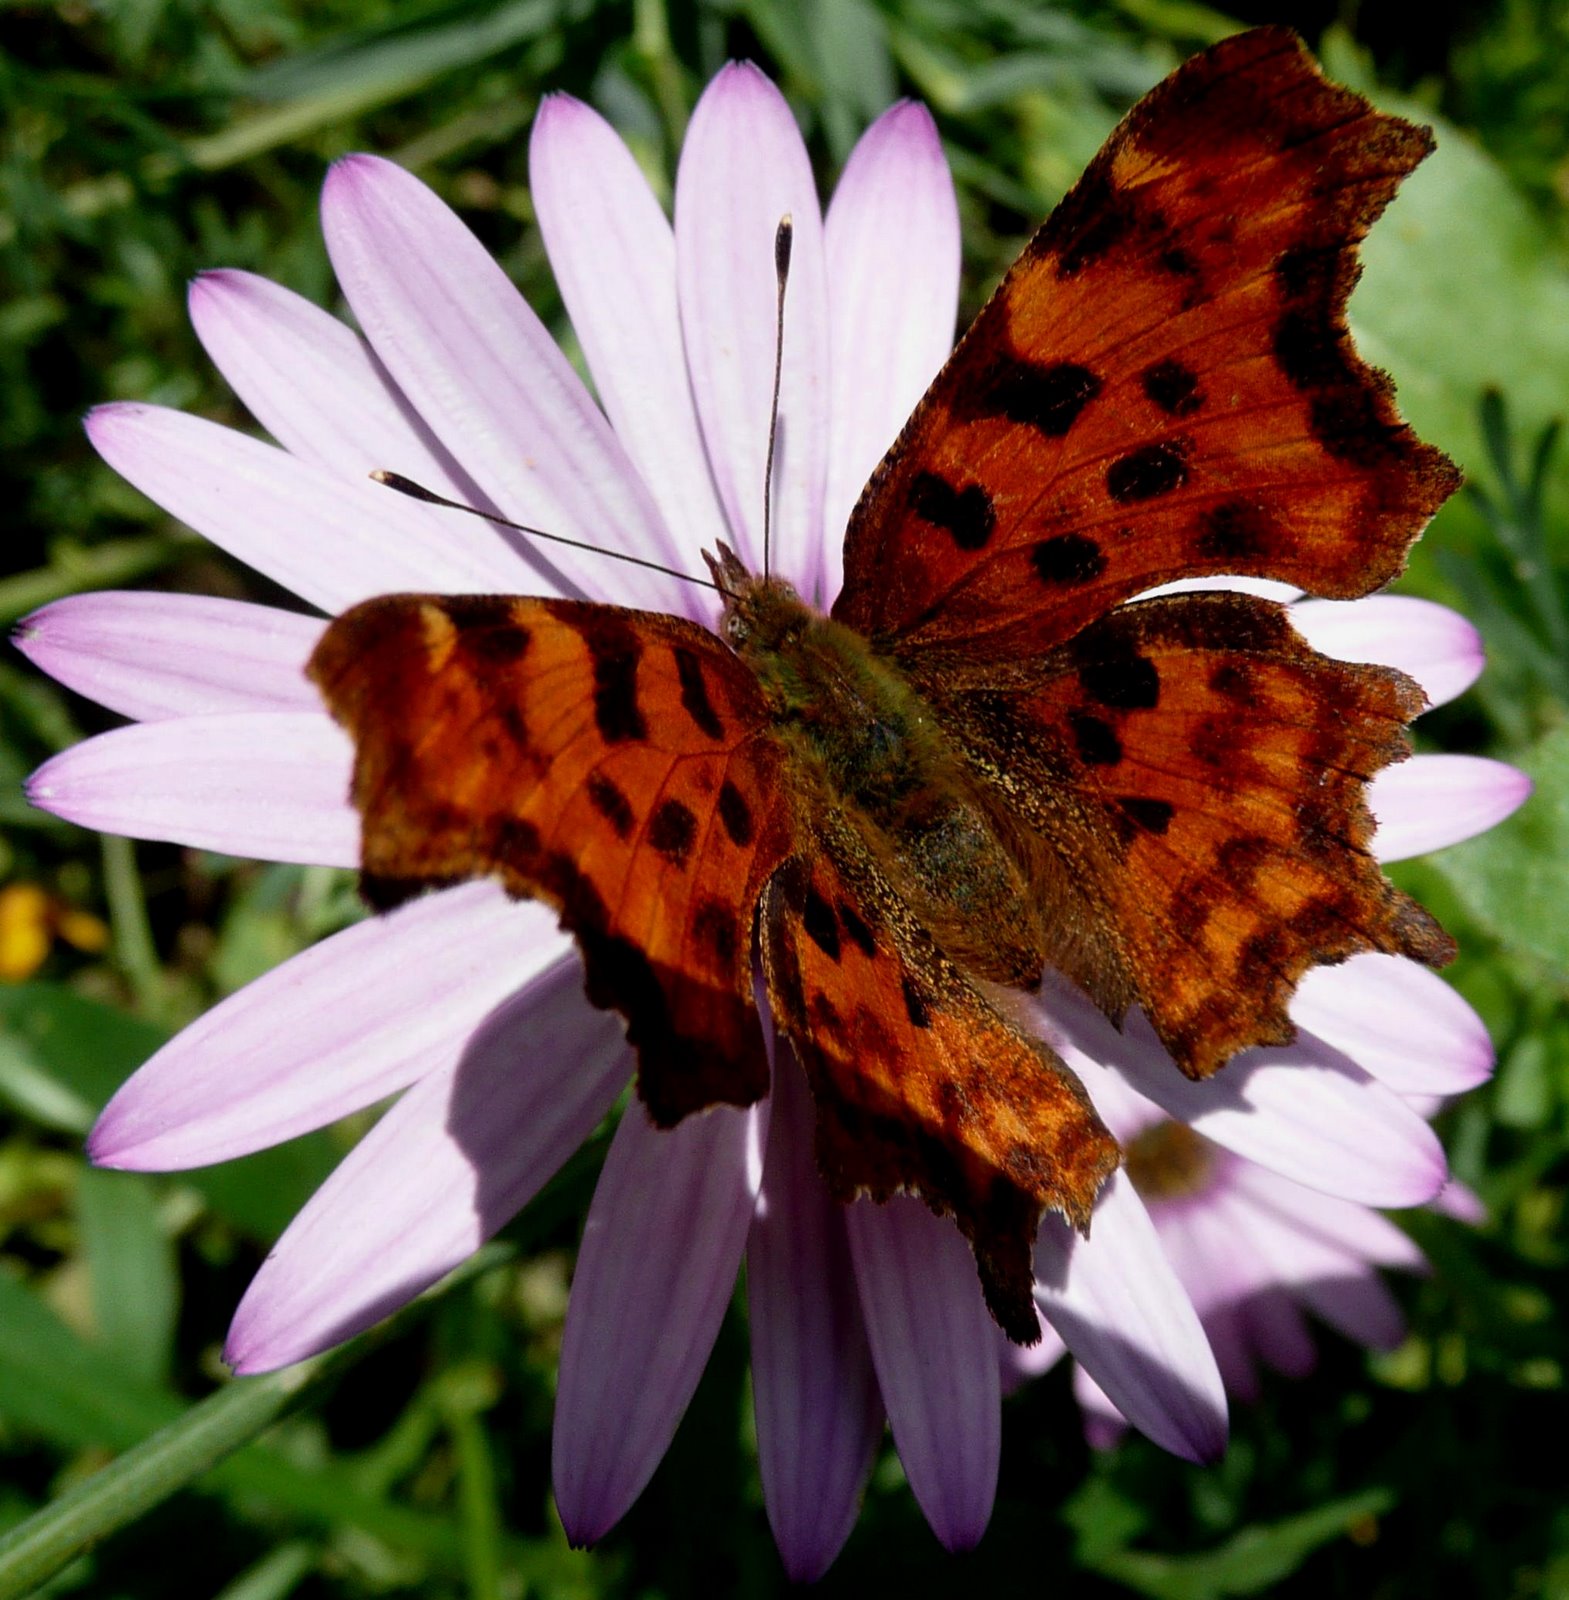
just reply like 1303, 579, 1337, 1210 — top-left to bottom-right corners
101, 834, 165, 1020
0, 1359, 332, 1600
451, 1409, 504, 1600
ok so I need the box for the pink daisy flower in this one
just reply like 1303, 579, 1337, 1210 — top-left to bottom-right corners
17, 64, 1528, 1578
1004, 975, 1490, 1440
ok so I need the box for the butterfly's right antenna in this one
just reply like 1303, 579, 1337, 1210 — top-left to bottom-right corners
764, 214, 793, 581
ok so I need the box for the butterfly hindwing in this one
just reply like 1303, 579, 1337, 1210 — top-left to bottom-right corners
833, 26, 1459, 662
309, 595, 794, 1123
920, 590, 1455, 1078
761, 830, 1119, 1343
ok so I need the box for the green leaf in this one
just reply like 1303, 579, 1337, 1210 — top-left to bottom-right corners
179, 1132, 343, 1242
0, 1267, 179, 1451
77, 1168, 179, 1388
0, 983, 168, 1135
1086, 1489, 1394, 1600
1431, 725, 1569, 971
1354, 99, 1569, 559
0, 980, 339, 1241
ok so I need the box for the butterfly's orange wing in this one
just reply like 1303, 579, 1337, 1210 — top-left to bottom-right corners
833, 27, 1458, 1078
762, 839, 1118, 1343
309, 595, 792, 1123
924, 591, 1453, 1078
833, 27, 1458, 662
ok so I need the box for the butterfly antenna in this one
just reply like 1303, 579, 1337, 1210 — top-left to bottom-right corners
369, 471, 723, 593
763, 214, 793, 581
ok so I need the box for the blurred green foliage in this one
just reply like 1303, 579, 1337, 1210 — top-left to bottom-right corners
2, 1, 1567, 1596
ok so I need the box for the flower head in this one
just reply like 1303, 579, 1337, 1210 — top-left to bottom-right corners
1008, 1049, 1487, 1445
17, 61, 1528, 1579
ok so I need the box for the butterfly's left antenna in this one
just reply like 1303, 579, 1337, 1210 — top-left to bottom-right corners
763, 214, 793, 581
368, 472, 725, 594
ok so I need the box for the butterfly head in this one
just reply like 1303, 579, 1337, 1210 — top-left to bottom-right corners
705, 541, 809, 659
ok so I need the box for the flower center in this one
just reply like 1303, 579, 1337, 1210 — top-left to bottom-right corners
1123, 1120, 1216, 1200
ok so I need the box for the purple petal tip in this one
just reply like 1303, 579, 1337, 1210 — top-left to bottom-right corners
323, 152, 392, 202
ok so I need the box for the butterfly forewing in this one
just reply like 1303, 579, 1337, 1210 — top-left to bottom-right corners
833, 27, 1459, 662
309, 595, 793, 1123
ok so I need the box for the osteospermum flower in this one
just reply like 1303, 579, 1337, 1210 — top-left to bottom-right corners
17, 65, 1528, 1578
1002, 972, 1492, 1439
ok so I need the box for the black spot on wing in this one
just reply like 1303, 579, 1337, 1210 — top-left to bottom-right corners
1106, 795, 1175, 845
1308, 391, 1406, 467
802, 886, 840, 960
692, 897, 741, 975
1142, 359, 1204, 417
583, 617, 646, 744
901, 974, 932, 1029
1069, 711, 1122, 767
1078, 652, 1160, 711
1196, 499, 1273, 562
586, 771, 635, 839
648, 797, 698, 866
978, 359, 1103, 438
673, 646, 725, 740
1117, 796, 1175, 835
1032, 534, 1106, 586
1107, 440, 1190, 504
717, 779, 754, 847
459, 616, 532, 666
909, 472, 996, 552
836, 900, 877, 959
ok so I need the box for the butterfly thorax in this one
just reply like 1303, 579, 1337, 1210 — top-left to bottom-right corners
715, 553, 1050, 987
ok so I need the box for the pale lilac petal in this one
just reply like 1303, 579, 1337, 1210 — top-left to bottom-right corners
1432, 1179, 1486, 1225
1371, 755, 1532, 862
188, 270, 517, 533
86, 404, 531, 612
529, 96, 729, 604
14, 592, 323, 721
675, 64, 830, 598
822, 100, 959, 591
1034, 1170, 1227, 1463
1228, 1163, 1426, 1272
26, 711, 357, 866
1290, 595, 1484, 709
1031, 975, 1447, 1207
1226, 1197, 1410, 1348
1290, 952, 1494, 1095
1298, 1271, 1408, 1350
322, 155, 686, 614
846, 1195, 997, 1551
92, 884, 567, 1169
226, 961, 628, 1371
1157, 1193, 1265, 1400
747, 1045, 881, 1583
1237, 1288, 1318, 1378
1073, 1364, 1129, 1450
554, 1098, 768, 1545
1071, 1050, 1164, 1145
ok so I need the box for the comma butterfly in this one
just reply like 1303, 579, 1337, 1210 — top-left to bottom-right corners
308, 29, 1459, 1343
